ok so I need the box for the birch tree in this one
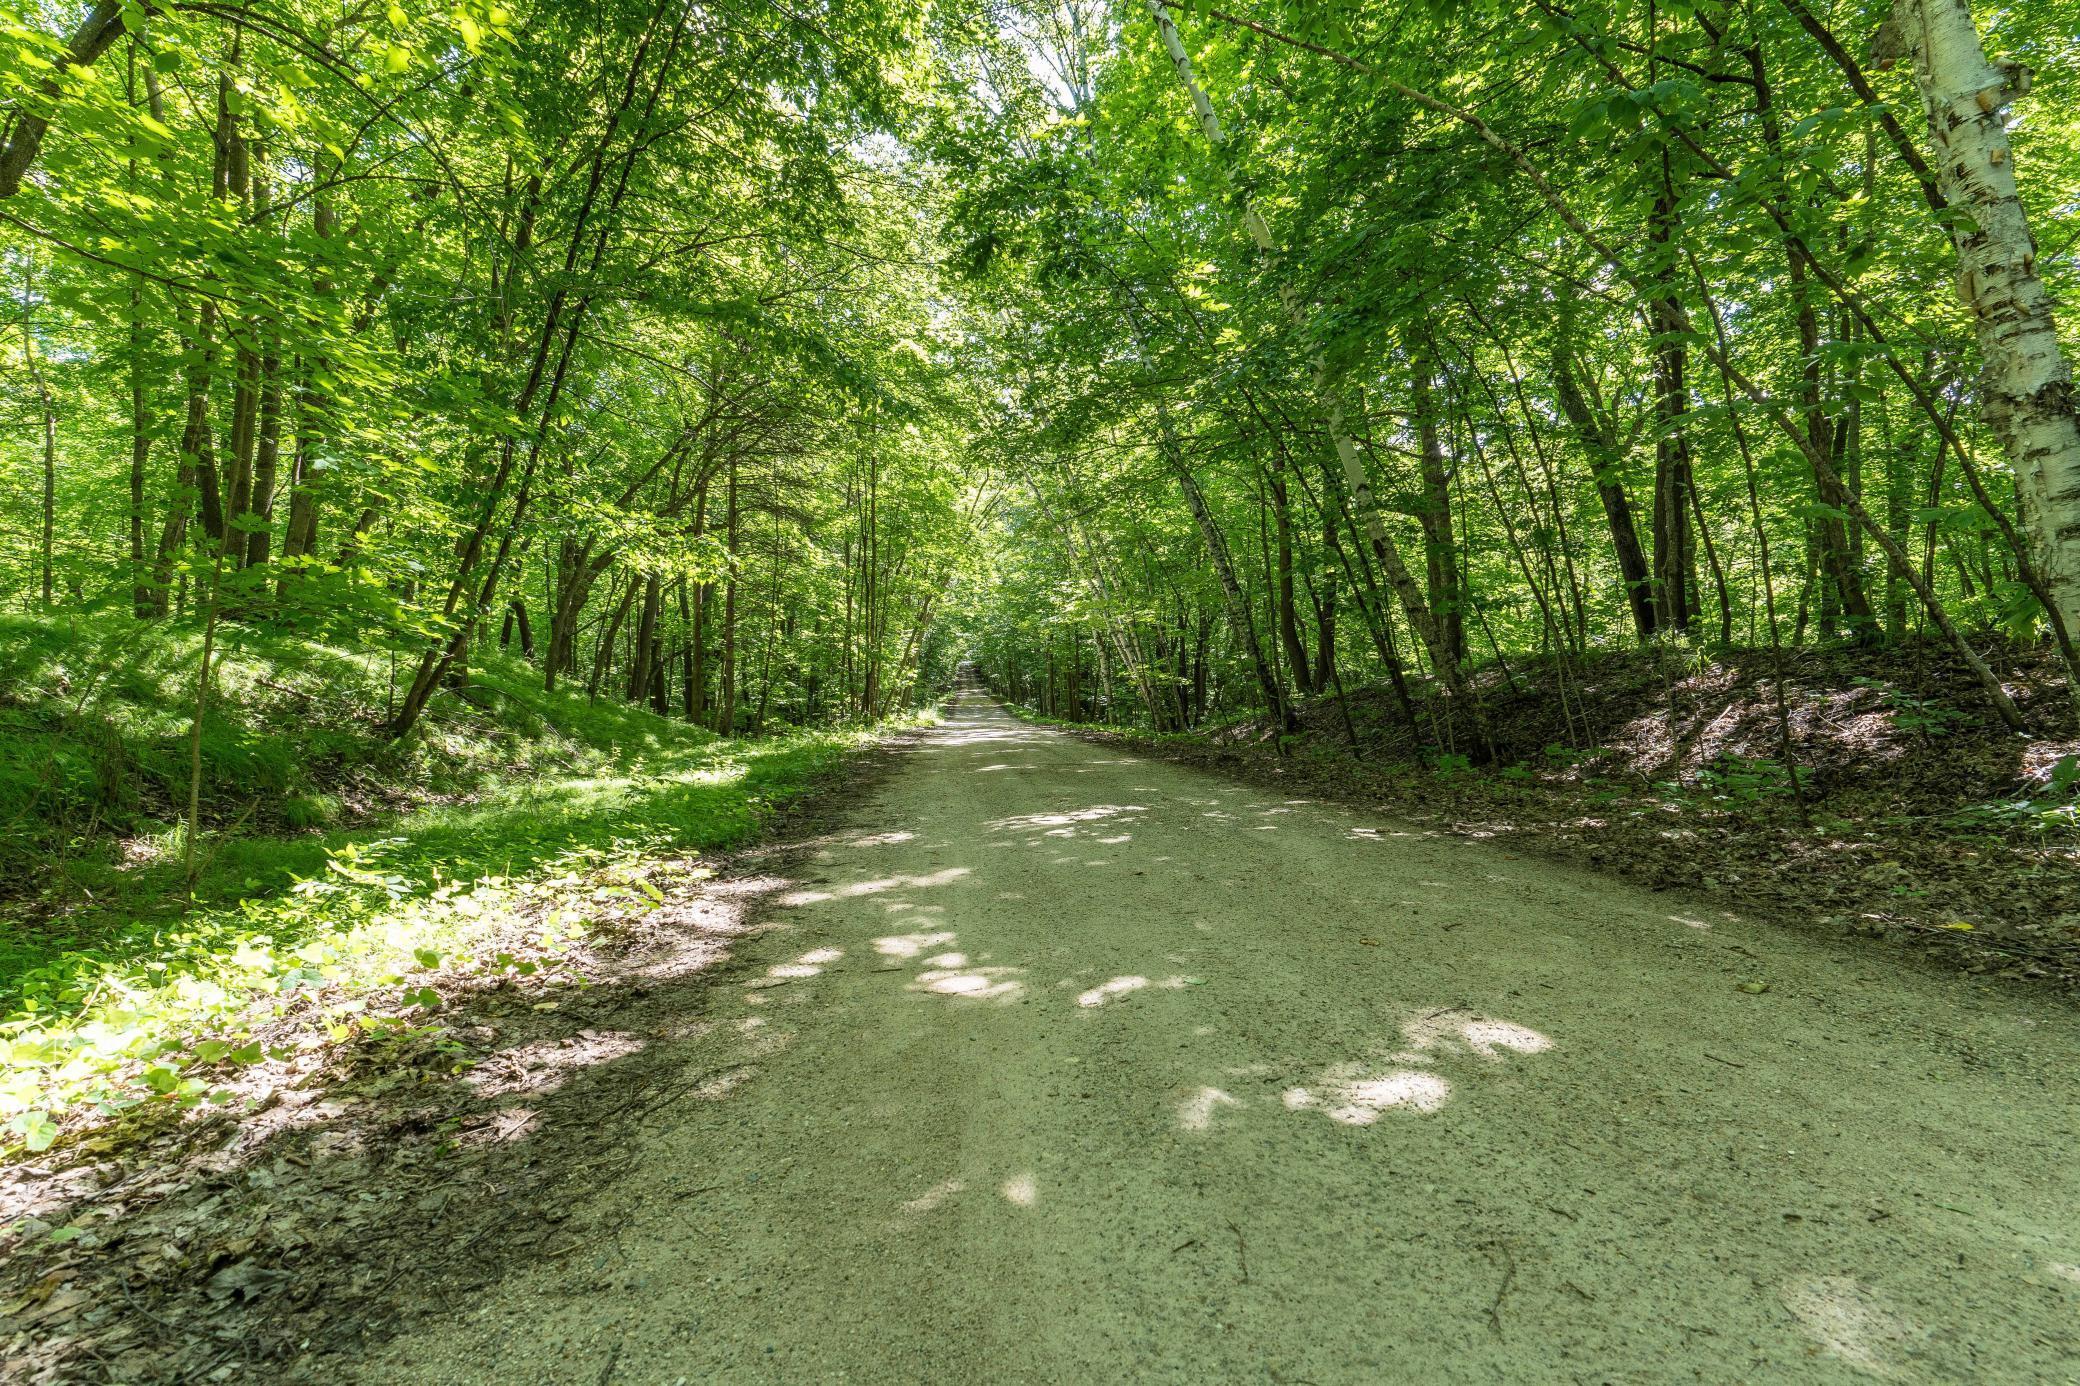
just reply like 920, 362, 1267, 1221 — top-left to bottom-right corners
1879, 0, 2080, 665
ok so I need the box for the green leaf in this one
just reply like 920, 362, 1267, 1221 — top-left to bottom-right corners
11, 1111, 58, 1152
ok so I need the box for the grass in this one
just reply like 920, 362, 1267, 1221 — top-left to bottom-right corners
0, 610, 908, 1155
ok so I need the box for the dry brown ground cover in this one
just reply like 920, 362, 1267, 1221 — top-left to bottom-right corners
1048, 641, 2080, 989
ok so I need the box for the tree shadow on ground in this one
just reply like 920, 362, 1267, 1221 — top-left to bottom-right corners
0, 744, 909, 1385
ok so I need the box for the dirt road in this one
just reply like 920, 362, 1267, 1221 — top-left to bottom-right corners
369, 693, 2080, 1383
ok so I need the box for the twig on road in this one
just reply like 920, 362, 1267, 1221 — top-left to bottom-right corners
1225, 1217, 1251, 1284
1481, 1239, 1517, 1338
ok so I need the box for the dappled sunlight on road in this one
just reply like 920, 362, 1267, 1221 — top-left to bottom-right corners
768, 947, 844, 979
777, 866, 970, 906
766, 705, 1559, 1141
1076, 975, 1148, 1007
1780, 1276, 1927, 1380
910, 964, 1024, 1001
1286, 1068, 1454, 1123
858, 927, 1030, 1000
1398, 1008, 1554, 1062
900, 1177, 964, 1214
988, 804, 1149, 839
892, 1167, 1039, 1221
1177, 1086, 1240, 1131
872, 931, 958, 958
838, 831, 917, 848
1177, 1006, 1555, 1133
1074, 974, 1198, 1008
909, 708, 1055, 751
353, 688, 2080, 1386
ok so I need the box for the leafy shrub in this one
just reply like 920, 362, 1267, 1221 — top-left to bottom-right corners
279, 793, 343, 830
1853, 677, 1969, 737
1691, 755, 1802, 809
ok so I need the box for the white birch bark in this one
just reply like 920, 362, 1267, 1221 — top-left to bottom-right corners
1883, 0, 2080, 648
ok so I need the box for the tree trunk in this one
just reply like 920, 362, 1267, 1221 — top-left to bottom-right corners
0, 0, 127, 197
1146, 0, 1481, 739
627, 572, 661, 704
1881, 0, 2080, 662
500, 598, 533, 656
1312, 509, 1337, 694
129, 273, 150, 615
689, 480, 710, 723
719, 454, 739, 736
1748, 34, 1875, 636
1649, 162, 1696, 636
278, 180, 336, 597
126, 51, 156, 618
1143, 388, 1289, 729
1269, 457, 1312, 689
676, 578, 697, 720
18, 263, 56, 604
1412, 352, 1465, 666
588, 576, 637, 701
244, 337, 283, 570
1552, 349, 1656, 640
151, 299, 217, 613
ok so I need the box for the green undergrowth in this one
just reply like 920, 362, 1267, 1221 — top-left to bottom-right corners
0, 611, 910, 1157
1002, 704, 1214, 746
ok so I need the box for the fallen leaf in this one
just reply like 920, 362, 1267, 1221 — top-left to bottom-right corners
205, 1259, 290, 1303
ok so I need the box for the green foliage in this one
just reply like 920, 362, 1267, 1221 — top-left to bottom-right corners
0, 0, 983, 1130
1950, 754, 2080, 836
0, 0, 2075, 1156
1692, 756, 1803, 811
926, 0, 2077, 735
279, 794, 343, 830
0, 613, 884, 1152
2053, 755, 2080, 798
1855, 678, 1970, 738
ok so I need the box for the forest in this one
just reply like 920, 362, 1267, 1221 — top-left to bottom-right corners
2, 0, 2078, 1379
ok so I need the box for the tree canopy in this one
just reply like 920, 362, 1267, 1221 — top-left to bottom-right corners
4, 0, 2079, 750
